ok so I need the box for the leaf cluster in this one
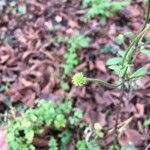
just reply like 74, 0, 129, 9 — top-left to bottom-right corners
76, 139, 101, 150
82, 0, 130, 20
6, 99, 83, 150
0, 1, 27, 15
106, 25, 150, 80
57, 33, 90, 77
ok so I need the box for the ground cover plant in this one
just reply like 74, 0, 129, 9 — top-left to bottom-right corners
82, 0, 130, 20
0, 0, 150, 150
7, 99, 84, 150
72, 24, 150, 149
57, 33, 90, 90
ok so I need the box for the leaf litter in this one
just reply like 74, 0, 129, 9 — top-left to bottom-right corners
0, 0, 150, 149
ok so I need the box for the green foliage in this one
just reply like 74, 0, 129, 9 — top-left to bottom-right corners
59, 130, 72, 150
69, 109, 83, 125
57, 33, 90, 78
76, 139, 101, 150
115, 34, 125, 45
4, 1, 28, 15
76, 140, 87, 150
144, 119, 150, 126
109, 144, 120, 150
106, 24, 150, 79
106, 57, 122, 66
48, 137, 58, 150
121, 145, 137, 150
0, 82, 10, 92
82, 0, 130, 20
60, 80, 70, 90
93, 123, 104, 138
86, 139, 101, 150
18, 4, 27, 14
129, 67, 148, 80
101, 44, 117, 54
6, 99, 83, 150
141, 49, 150, 56
57, 33, 90, 91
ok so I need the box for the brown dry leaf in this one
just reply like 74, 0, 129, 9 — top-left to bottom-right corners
95, 60, 107, 73
68, 19, 79, 28
2, 70, 17, 82
89, 61, 95, 70
108, 24, 116, 36
100, 132, 115, 147
121, 5, 143, 19
19, 78, 33, 87
134, 103, 144, 118
0, 94, 6, 102
119, 129, 144, 146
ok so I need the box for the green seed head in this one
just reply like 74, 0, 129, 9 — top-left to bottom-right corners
72, 72, 87, 86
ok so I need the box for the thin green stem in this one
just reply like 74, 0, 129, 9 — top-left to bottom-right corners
122, 24, 150, 66
86, 78, 120, 89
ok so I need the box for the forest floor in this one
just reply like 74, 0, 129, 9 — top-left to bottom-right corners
0, 0, 150, 149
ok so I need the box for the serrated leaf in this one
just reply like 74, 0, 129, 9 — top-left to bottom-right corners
106, 57, 122, 65
141, 49, 150, 56
129, 67, 148, 80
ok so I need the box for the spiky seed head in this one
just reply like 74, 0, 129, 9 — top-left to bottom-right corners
72, 72, 87, 86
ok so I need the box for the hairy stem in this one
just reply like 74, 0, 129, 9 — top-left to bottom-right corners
86, 78, 120, 89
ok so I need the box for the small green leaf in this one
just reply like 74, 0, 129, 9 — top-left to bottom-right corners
129, 67, 148, 80
141, 49, 150, 56
118, 50, 126, 57
87, 139, 101, 150
60, 130, 72, 150
60, 81, 70, 91
18, 4, 27, 14
82, 0, 91, 7
121, 145, 137, 150
9, 1, 16, 7
101, 44, 117, 54
76, 140, 87, 150
108, 65, 121, 75
106, 57, 122, 65
54, 114, 66, 129
115, 34, 125, 45
144, 119, 150, 126
48, 137, 58, 150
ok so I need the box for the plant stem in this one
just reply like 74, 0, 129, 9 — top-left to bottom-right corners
114, 76, 126, 146
122, 24, 150, 66
86, 78, 120, 89
113, 1, 150, 146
